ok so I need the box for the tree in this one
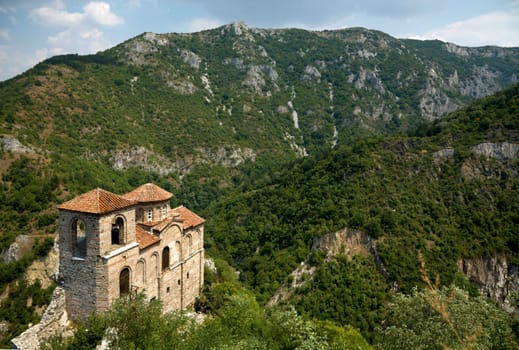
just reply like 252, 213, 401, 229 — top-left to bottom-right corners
374, 286, 516, 350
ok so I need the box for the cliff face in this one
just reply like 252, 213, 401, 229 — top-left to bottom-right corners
458, 256, 519, 312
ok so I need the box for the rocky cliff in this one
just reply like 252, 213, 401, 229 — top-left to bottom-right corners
458, 256, 519, 312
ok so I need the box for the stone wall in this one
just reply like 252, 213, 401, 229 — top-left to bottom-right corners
11, 287, 72, 350
58, 211, 100, 320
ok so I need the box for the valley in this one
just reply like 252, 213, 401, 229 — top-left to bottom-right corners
0, 23, 518, 348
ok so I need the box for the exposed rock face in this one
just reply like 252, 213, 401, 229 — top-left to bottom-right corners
268, 227, 379, 306
202, 147, 257, 167
242, 64, 278, 93
110, 146, 180, 174
459, 66, 501, 99
2, 241, 19, 263
419, 70, 459, 120
460, 142, 519, 181
1, 235, 33, 263
458, 256, 519, 312
110, 146, 257, 175
166, 79, 198, 94
461, 158, 511, 181
312, 228, 374, 258
354, 68, 385, 94
0, 135, 34, 154
432, 148, 455, 160
24, 237, 59, 289
204, 258, 217, 275
302, 65, 321, 82
181, 49, 202, 69
472, 142, 519, 160
444, 42, 470, 57
11, 287, 72, 350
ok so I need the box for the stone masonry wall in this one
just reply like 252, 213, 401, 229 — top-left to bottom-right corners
58, 211, 100, 320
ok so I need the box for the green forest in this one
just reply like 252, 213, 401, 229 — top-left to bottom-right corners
0, 24, 518, 348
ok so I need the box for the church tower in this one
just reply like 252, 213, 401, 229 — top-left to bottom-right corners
57, 184, 205, 320
57, 188, 137, 319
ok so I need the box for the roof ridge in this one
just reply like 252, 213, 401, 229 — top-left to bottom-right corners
58, 187, 136, 214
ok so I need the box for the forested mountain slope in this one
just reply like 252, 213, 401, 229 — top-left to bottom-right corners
0, 22, 518, 346
199, 82, 519, 322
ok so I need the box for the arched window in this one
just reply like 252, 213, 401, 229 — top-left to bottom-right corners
162, 246, 170, 270
147, 208, 153, 222
72, 218, 87, 258
161, 206, 167, 220
111, 217, 125, 245
120, 268, 130, 296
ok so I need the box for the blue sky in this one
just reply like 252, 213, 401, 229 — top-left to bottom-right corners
0, 0, 518, 81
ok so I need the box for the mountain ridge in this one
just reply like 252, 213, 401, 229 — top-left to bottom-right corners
1, 24, 518, 178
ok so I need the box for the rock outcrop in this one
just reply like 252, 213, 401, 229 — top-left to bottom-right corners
1, 235, 35, 263
458, 255, 519, 312
24, 237, 59, 289
0, 135, 34, 154
311, 228, 374, 258
471, 142, 519, 160
110, 146, 257, 175
11, 287, 72, 350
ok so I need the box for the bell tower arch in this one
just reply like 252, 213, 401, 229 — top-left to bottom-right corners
58, 188, 137, 320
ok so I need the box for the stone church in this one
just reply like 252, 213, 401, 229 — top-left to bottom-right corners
57, 183, 204, 320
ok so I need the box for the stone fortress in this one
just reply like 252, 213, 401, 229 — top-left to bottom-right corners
57, 183, 204, 319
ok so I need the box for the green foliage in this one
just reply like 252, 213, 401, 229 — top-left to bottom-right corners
314, 321, 373, 350
0, 280, 55, 347
0, 156, 60, 250
294, 255, 388, 341
47, 286, 370, 350
374, 286, 517, 350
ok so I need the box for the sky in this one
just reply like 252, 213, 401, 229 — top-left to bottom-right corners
0, 0, 518, 82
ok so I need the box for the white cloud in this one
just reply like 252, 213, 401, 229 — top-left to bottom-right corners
27, 1, 123, 68
46, 26, 112, 55
30, 6, 84, 27
30, 1, 123, 27
413, 11, 519, 47
48, 29, 73, 47
83, 2, 124, 26
187, 18, 224, 32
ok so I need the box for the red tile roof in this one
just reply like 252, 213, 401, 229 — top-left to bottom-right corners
172, 205, 205, 229
57, 188, 136, 214
152, 216, 174, 232
136, 225, 161, 249
122, 183, 173, 203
